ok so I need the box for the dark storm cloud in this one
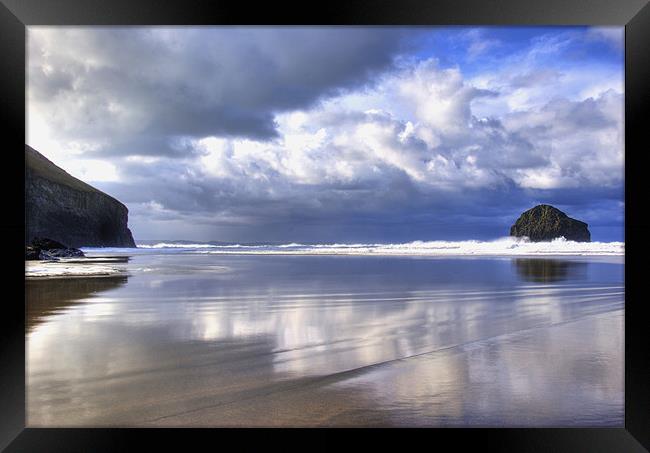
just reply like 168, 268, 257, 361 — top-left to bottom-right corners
29, 27, 415, 155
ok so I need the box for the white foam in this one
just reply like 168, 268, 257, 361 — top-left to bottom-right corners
78, 237, 624, 257
25, 260, 127, 278
195, 237, 624, 256
137, 242, 219, 249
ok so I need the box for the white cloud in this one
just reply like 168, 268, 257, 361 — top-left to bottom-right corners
462, 29, 501, 60
586, 27, 624, 50
65, 159, 120, 183
180, 56, 621, 199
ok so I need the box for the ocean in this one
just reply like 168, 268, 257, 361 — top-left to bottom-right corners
26, 239, 624, 426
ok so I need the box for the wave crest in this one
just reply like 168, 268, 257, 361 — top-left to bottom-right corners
165, 237, 623, 256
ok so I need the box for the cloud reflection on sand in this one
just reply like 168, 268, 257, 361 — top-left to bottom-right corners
27, 255, 624, 426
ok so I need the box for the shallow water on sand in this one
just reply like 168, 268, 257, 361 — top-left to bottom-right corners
26, 254, 624, 426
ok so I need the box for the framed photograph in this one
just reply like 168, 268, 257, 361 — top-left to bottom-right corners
2, 0, 649, 450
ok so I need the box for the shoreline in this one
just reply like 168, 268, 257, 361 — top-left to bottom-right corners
187, 250, 625, 258
24, 252, 623, 279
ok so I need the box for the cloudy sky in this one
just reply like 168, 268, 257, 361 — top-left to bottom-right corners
27, 26, 624, 243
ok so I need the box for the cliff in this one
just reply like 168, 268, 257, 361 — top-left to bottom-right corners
25, 145, 136, 247
510, 204, 591, 242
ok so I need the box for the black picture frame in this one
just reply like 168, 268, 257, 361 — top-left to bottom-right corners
1, 0, 648, 450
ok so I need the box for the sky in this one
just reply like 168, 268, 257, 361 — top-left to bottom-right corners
27, 26, 624, 243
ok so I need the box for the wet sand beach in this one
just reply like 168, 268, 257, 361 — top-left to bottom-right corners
26, 253, 624, 427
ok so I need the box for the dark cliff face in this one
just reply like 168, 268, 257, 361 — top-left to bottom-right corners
510, 204, 591, 242
25, 145, 136, 248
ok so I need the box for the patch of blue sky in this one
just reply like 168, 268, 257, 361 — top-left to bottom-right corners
409, 26, 623, 79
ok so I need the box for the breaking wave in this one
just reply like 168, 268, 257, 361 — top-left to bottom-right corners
137, 242, 220, 249
132, 237, 623, 256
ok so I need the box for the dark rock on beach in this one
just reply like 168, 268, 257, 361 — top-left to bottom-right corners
510, 204, 591, 242
26, 145, 136, 248
25, 237, 85, 261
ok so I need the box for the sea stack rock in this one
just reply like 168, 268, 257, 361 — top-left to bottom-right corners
25, 145, 136, 248
510, 204, 591, 242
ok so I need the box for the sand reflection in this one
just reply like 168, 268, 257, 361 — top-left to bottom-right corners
26, 275, 128, 332
514, 258, 587, 283
27, 255, 624, 427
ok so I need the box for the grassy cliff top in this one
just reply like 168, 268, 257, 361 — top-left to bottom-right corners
25, 144, 126, 208
26, 145, 110, 196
